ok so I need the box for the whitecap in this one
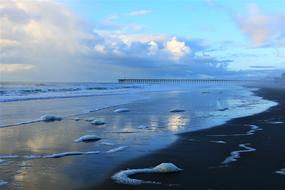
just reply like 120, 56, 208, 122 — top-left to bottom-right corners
106, 146, 128, 153
40, 115, 62, 122
114, 108, 129, 113
275, 168, 285, 175
112, 163, 182, 185
222, 143, 256, 165
74, 135, 101, 143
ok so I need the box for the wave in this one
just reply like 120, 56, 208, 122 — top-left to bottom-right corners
0, 82, 145, 102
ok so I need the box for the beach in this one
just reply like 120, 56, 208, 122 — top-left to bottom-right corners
0, 84, 283, 190
96, 87, 285, 190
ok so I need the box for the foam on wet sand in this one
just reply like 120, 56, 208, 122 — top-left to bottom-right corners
275, 168, 285, 175
208, 125, 262, 137
40, 115, 62, 122
222, 143, 256, 165
91, 120, 105, 125
24, 151, 100, 159
114, 108, 130, 113
74, 135, 101, 143
112, 163, 182, 185
106, 146, 128, 153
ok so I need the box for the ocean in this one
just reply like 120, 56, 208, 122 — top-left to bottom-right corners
0, 82, 277, 189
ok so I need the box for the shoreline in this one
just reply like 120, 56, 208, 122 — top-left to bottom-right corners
95, 87, 285, 190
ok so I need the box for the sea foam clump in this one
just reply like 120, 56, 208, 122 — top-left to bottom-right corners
275, 168, 285, 175
112, 163, 182, 185
222, 143, 256, 165
74, 135, 101, 143
114, 108, 129, 113
91, 120, 105, 125
40, 115, 62, 122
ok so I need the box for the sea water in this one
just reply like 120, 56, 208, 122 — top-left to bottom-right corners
0, 82, 277, 189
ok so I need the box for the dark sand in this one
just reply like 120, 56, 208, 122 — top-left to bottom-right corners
95, 88, 285, 190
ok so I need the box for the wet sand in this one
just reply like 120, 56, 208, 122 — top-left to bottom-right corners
96, 88, 285, 190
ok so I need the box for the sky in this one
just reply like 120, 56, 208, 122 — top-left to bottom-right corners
0, 0, 284, 82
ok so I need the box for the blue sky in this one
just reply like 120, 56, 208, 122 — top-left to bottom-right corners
1, 0, 284, 82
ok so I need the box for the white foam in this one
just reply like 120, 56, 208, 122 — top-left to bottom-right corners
107, 128, 137, 133
222, 143, 256, 165
114, 108, 129, 113
91, 120, 105, 125
269, 121, 284, 124
137, 125, 148, 129
0, 159, 5, 164
40, 115, 62, 122
210, 140, 226, 144
100, 142, 115, 146
209, 125, 262, 137
106, 146, 128, 153
246, 125, 262, 135
0, 180, 8, 187
275, 168, 285, 175
112, 163, 182, 185
72, 117, 80, 121
0, 155, 19, 159
74, 135, 101, 143
24, 151, 100, 159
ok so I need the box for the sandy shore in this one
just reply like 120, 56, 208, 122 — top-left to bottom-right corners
95, 88, 285, 190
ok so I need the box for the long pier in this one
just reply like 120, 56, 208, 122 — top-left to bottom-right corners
118, 79, 259, 84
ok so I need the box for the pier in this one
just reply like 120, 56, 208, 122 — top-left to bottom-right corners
118, 79, 260, 84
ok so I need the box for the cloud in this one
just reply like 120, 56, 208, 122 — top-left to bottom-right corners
164, 37, 191, 61
2, 0, 277, 82
235, 4, 285, 47
127, 9, 152, 16
206, 1, 285, 48
0, 64, 34, 73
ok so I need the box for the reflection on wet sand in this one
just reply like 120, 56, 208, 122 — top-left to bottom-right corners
167, 115, 190, 132
0, 87, 275, 189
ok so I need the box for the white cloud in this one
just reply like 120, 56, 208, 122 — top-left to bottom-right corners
94, 44, 106, 54
127, 9, 152, 16
0, 0, 236, 81
0, 64, 35, 73
148, 41, 159, 55
235, 4, 285, 47
164, 37, 191, 61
